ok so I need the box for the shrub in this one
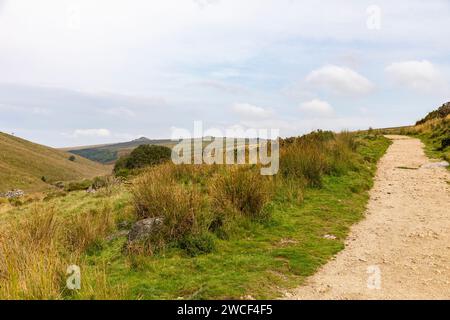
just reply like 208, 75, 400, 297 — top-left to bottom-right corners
65, 179, 93, 192
209, 166, 273, 221
92, 175, 120, 189
178, 233, 216, 257
68, 155, 76, 162
114, 145, 172, 174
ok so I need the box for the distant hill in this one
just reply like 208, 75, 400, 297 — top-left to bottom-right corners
416, 102, 450, 125
65, 137, 264, 164
0, 132, 110, 192
66, 137, 178, 164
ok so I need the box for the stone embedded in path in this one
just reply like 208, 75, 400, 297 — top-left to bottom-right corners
421, 161, 449, 169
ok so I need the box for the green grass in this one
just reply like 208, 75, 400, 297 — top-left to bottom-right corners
0, 135, 390, 299
0, 132, 111, 192
407, 116, 450, 167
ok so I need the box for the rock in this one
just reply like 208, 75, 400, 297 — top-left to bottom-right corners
323, 234, 337, 240
421, 161, 449, 169
86, 186, 96, 194
53, 181, 65, 189
0, 189, 25, 199
128, 217, 164, 242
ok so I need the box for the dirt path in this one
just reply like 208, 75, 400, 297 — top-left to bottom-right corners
285, 135, 450, 300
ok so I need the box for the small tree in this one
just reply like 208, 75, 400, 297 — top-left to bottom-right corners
114, 145, 172, 174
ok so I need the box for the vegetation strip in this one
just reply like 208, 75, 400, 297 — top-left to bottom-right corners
0, 132, 390, 299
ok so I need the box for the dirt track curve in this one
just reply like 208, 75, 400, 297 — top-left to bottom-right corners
285, 135, 450, 300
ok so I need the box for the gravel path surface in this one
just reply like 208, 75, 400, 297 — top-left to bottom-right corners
285, 135, 450, 300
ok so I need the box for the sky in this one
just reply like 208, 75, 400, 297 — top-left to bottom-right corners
0, 0, 449, 147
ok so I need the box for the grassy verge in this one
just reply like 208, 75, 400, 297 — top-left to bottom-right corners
392, 116, 449, 167
0, 134, 390, 300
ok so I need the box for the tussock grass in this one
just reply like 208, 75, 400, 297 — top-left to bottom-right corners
0, 203, 126, 299
130, 164, 210, 254
65, 204, 115, 254
209, 165, 273, 220
280, 131, 358, 186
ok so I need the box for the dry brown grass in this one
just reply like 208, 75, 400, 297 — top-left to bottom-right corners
279, 131, 358, 186
0, 204, 125, 299
209, 165, 274, 220
130, 164, 210, 254
65, 204, 115, 253
0, 132, 110, 193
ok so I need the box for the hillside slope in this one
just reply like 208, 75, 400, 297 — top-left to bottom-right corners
65, 137, 178, 164
0, 132, 111, 192
416, 101, 450, 125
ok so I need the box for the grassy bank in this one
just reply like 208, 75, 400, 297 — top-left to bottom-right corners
0, 133, 390, 299
391, 115, 450, 166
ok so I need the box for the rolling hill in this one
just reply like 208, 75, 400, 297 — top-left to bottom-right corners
0, 132, 111, 192
64, 137, 178, 164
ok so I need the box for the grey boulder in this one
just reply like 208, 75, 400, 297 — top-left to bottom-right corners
128, 217, 164, 242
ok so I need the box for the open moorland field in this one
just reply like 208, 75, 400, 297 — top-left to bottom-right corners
0, 132, 390, 299
0, 101, 448, 300
0, 132, 110, 193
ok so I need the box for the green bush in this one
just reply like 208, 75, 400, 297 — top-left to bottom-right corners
114, 145, 172, 174
178, 233, 216, 257
68, 155, 76, 162
65, 179, 92, 192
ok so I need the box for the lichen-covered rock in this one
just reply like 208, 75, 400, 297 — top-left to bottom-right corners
128, 217, 164, 242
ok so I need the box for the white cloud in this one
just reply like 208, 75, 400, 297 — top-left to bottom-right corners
195, 80, 249, 95
300, 99, 334, 117
305, 65, 374, 96
104, 107, 136, 117
385, 60, 447, 93
72, 128, 111, 138
232, 103, 273, 119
